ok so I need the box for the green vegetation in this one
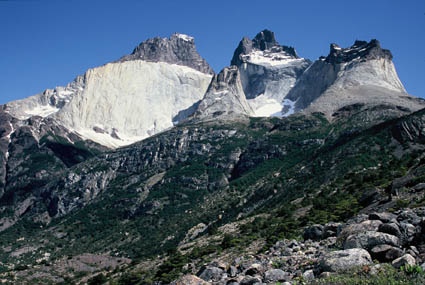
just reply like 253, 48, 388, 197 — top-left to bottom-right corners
310, 264, 425, 285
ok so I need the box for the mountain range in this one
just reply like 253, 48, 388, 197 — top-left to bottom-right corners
1, 30, 425, 284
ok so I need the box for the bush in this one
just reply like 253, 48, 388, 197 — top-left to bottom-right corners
87, 273, 107, 285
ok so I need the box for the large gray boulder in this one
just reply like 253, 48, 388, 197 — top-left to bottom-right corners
344, 231, 400, 250
198, 266, 224, 282
264, 269, 291, 282
319, 248, 372, 272
370, 244, 404, 262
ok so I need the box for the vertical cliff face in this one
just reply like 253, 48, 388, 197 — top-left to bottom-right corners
53, 61, 212, 147
230, 30, 311, 117
3, 34, 214, 148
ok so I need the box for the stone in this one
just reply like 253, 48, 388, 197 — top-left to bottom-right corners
369, 212, 397, 223
172, 274, 211, 285
370, 244, 403, 262
397, 210, 421, 225
344, 231, 400, 250
319, 248, 372, 272
302, 269, 315, 281
323, 222, 342, 238
264, 269, 290, 282
304, 224, 324, 241
198, 266, 224, 282
399, 222, 417, 244
392, 254, 416, 268
240, 276, 262, 285
319, 272, 333, 278
228, 265, 238, 278
378, 222, 402, 238
245, 263, 263, 276
338, 220, 383, 241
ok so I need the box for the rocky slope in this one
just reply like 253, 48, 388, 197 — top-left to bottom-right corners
1, 30, 425, 284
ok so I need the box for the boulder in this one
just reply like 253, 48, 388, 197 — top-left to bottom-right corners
378, 222, 402, 238
228, 265, 238, 278
240, 276, 262, 285
397, 210, 421, 225
399, 222, 417, 244
264, 269, 291, 282
319, 248, 372, 272
173, 274, 211, 285
344, 231, 400, 250
392, 254, 416, 268
304, 224, 324, 241
338, 220, 382, 241
198, 266, 224, 282
370, 244, 403, 262
302, 269, 315, 281
369, 212, 397, 223
323, 222, 342, 238
245, 263, 264, 276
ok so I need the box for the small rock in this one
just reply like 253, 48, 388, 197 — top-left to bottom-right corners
369, 264, 384, 276
245, 263, 263, 276
264, 269, 290, 282
302, 269, 315, 281
319, 248, 372, 272
226, 279, 239, 285
319, 272, 333, 278
228, 265, 238, 278
240, 276, 262, 285
173, 274, 211, 285
392, 254, 416, 268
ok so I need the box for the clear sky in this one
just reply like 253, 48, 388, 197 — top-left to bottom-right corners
0, 0, 424, 105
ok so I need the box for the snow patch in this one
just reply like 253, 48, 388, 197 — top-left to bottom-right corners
75, 128, 146, 148
175, 33, 194, 42
242, 50, 303, 67
24, 105, 60, 118
248, 94, 284, 117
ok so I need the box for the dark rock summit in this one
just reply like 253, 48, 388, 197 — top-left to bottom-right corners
325, 39, 393, 64
231, 29, 298, 66
120, 33, 214, 74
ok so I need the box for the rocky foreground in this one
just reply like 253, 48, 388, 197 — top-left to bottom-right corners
172, 207, 425, 284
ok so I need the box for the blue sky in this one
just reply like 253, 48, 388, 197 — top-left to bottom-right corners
0, 0, 424, 104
